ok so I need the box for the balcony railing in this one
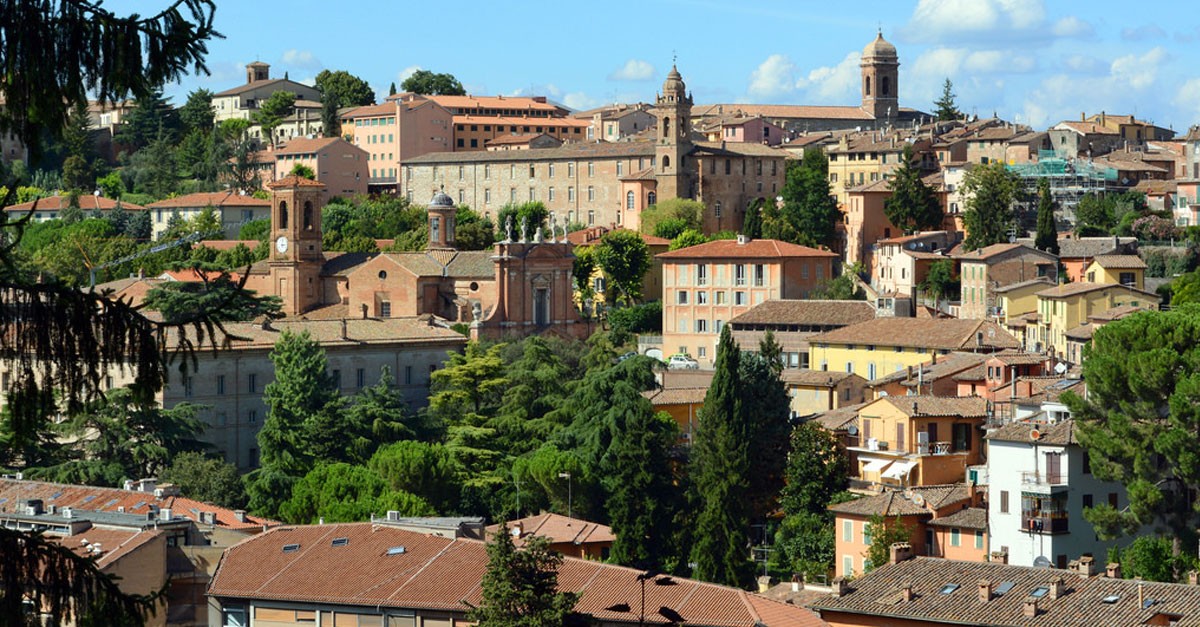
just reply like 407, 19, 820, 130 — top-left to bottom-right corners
1020, 471, 1066, 488
916, 441, 952, 456
1021, 512, 1069, 534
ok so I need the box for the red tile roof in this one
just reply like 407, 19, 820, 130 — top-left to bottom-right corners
50, 527, 165, 569
485, 512, 615, 546
275, 136, 360, 155
209, 523, 826, 627
146, 191, 269, 209
809, 318, 1020, 351
267, 174, 326, 189
657, 238, 837, 260
4, 195, 145, 211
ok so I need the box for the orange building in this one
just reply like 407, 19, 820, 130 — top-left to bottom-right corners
642, 386, 707, 444
486, 512, 615, 561
272, 136, 368, 198
852, 396, 989, 488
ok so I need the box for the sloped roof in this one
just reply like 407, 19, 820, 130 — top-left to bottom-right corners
728, 299, 876, 327
146, 191, 269, 209
50, 528, 165, 569
643, 387, 708, 405
692, 103, 874, 121
212, 78, 318, 98
1089, 255, 1147, 270
869, 352, 988, 388
987, 418, 1079, 446
873, 395, 990, 418
208, 523, 826, 627
267, 174, 326, 189
829, 485, 968, 517
657, 238, 836, 260
4, 195, 145, 211
1036, 281, 1158, 300
275, 136, 363, 155
485, 512, 615, 547
404, 141, 655, 165
168, 317, 467, 350
781, 370, 862, 387
926, 507, 988, 530
809, 318, 1020, 351
810, 402, 868, 432
954, 243, 1055, 263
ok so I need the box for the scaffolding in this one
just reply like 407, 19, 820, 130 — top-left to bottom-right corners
1007, 150, 1122, 230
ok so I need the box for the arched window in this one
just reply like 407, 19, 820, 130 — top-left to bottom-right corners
647, 191, 657, 206
882, 76, 890, 96
662, 155, 671, 169
303, 201, 313, 230
626, 191, 635, 209
278, 201, 288, 229
663, 117, 671, 138
864, 76, 871, 96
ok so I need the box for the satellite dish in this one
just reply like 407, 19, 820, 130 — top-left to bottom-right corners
913, 494, 926, 507
1034, 556, 1052, 568
847, 425, 859, 436
1030, 429, 1042, 441
879, 391, 889, 397
1054, 362, 1068, 375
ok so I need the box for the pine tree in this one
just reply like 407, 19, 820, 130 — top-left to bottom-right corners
770, 149, 839, 249
961, 161, 1021, 251
689, 326, 754, 588
470, 528, 580, 626
1034, 178, 1059, 254
389, 82, 397, 96
884, 145, 943, 234
934, 78, 961, 121
739, 351, 790, 523
758, 329, 783, 375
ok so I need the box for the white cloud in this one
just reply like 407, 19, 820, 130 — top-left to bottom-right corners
281, 49, 320, 69
1052, 16, 1093, 38
1172, 78, 1200, 120
902, 0, 1045, 42
397, 65, 422, 84
1111, 47, 1167, 90
609, 59, 655, 81
563, 92, 602, 111
1063, 54, 1104, 74
964, 50, 1035, 74
1122, 24, 1167, 41
798, 52, 862, 103
508, 84, 562, 99
747, 54, 799, 99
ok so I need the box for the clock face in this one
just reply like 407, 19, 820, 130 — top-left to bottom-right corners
275, 236, 289, 253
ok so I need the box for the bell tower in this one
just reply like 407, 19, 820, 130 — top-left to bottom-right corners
861, 31, 900, 120
654, 65, 693, 200
268, 175, 326, 316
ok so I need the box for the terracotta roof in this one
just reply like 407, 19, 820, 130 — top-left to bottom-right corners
1044, 236, 1137, 259
989, 351, 1048, 366
809, 318, 1020, 351
926, 507, 988, 530
212, 78, 317, 98
405, 141, 655, 165
1089, 255, 1146, 270
1055, 120, 1120, 135
643, 387, 708, 405
0, 478, 273, 532
364, 250, 494, 279
873, 395, 990, 418
485, 512, 615, 547
4, 195, 145, 211
812, 555, 1200, 626
485, 132, 559, 146
208, 523, 826, 627
429, 94, 564, 113
693, 103, 874, 121
829, 485, 968, 517
781, 370, 861, 387
1036, 281, 1158, 300
657, 238, 836, 260
198, 240, 262, 251
340, 102, 398, 119
170, 316, 467, 350
1088, 304, 1150, 322
566, 227, 670, 247
452, 114, 588, 128
810, 402, 867, 432
1064, 323, 1095, 341
728, 299, 876, 327
988, 418, 1079, 446
275, 136, 362, 155
693, 141, 789, 158
267, 174, 326, 189
869, 352, 988, 387
992, 277, 1055, 294
954, 243, 1054, 263
951, 363, 986, 382
146, 191, 269, 209
619, 166, 656, 181
49, 528, 165, 569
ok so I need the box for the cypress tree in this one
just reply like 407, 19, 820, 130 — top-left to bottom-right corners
884, 145, 943, 234
739, 350, 791, 523
1034, 178, 1059, 255
602, 396, 678, 569
689, 326, 754, 588
743, 198, 763, 238
389, 82, 397, 96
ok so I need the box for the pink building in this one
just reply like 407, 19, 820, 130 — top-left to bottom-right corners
273, 137, 368, 198
340, 95, 454, 191
699, 113, 788, 146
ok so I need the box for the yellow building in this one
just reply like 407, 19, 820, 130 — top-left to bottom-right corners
642, 386, 707, 445
807, 317, 1020, 381
1033, 282, 1160, 359
993, 277, 1055, 351
780, 369, 867, 417
852, 395, 989, 488
1084, 255, 1146, 290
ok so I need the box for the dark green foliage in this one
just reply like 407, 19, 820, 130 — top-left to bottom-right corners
239, 218, 270, 242
669, 228, 709, 251
603, 402, 679, 569
933, 78, 961, 121
315, 69, 375, 139
253, 91, 296, 147
758, 330, 783, 374
594, 229, 651, 304
369, 441, 463, 515
765, 149, 839, 249
781, 422, 848, 518
743, 198, 763, 238
279, 462, 434, 524
143, 272, 281, 324
689, 326, 754, 587
401, 70, 466, 96
961, 161, 1021, 250
1075, 192, 1151, 236
921, 258, 960, 304
1108, 536, 1191, 582
115, 91, 181, 150
495, 201, 549, 238
738, 352, 790, 522
811, 265, 867, 301
289, 163, 315, 179
1034, 178, 1059, 254
389, 82, 397, 96
470, 530, 579, 627
179, 88, 215, 133
455, 205, 497, 251
641, 198, 703, 237
769, 511, 836, 580
321, 195, 428, 249
864, 514, 914, 572
572, 245, 598, 302
61, 101, 95, 191
607, 300, 663, 336
1062, 306, 1200, 556
160, 451, 247, 509
884, 145, 942, 233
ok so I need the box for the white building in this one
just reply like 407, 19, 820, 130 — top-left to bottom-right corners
985, 417, 1129, 569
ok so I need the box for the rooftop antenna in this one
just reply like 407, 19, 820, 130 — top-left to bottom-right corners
672, 50, 677, 66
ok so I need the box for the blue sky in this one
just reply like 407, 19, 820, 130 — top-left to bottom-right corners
131, 0, 1200, 132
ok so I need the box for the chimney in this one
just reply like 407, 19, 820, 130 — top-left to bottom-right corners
758, 575, 773, 593
889, 542, 914, 564
234, 509, 247, 523
990, 550, 1008, 565
361, 303, 369, 319
1106, 562, 1121, 579
900, 583, 915, 602
1023, 598, 1039, 618
832, 577, 849, 597
978, 580, 992, 603
906, 365, 914, 382
1048, 576, 1065, 600
967, 480, 977, 504
1076, 555, 1096, 578
791, 574, 803, 592
160, 508, 172, 521
737, 233, 749, 245
1189, 570, 1200, 586
1138, 581, 1145, 608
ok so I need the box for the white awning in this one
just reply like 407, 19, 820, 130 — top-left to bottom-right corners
861, 458, 892, 473
882, 460, 916, 479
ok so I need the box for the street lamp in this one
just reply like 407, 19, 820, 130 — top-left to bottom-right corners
558, 471, 572, 519
604, 570, 681, 626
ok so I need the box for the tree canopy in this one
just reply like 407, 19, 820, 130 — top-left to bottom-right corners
1034, 177, 1060, 254
594, 230, 651, 304
933, 78, 961, 121
470, 529, 580, 626
401, 70, 466, 96
884, 145, 942, 233
961, 161, 1021, 250
766, 149, 839, 249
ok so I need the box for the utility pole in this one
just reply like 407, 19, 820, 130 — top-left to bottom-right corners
558, 471, 572, 519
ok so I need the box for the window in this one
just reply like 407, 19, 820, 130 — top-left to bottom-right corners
484, 188, 491, 204
842, 520, 853, 542
735, 264, 746, 286
715, 201, 723, 218
568, 162, 575, 177
698, 346, 707, 358
753, 264, 765, 286
380, 301, 391, 318
529, 164, 536, 178
843, 556, 854, 577
951, 528, 961, 547
529, 187, 535, 201
734, 291, 747, 306
222, 606, 248, 627
697, 291, 708, 305
356, 368, 365, 389
332, 369, 341, 387
974, 530, 984, 549
697, 264, 708, 286
588, 161, 595, 177
587, 185, 595, 201
549, 163, 555, 177
896, 423, 906, 451
716, 291, 727, 305
677, 291, 689, 305
696, 319, 708, 333
568, 186, 575, 202
1000, 490, 1009, 514
484, 164, 491, 179
588, 210, 595, 225
248, 373, 257, 394
248, 410, 257, 424
548, 187, 555, 202
716, 320, 724, 332
863, 521, 872, 546
952, 423, 972, 451
217, 375, 226, 395
626, 190, 635, 209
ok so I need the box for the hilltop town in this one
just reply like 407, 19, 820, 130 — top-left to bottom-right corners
6, 15, 1200, 627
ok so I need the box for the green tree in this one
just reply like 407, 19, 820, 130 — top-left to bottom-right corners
743, 198, 764, 238
245, 330, 340, 517
1062, 306, 1200, 558
127, 129, 178, 198
470, 528, 580, 626
369, 441, 463, 515
572, 245, 598, 302
961, 161, 1021, 250
738, 351, 791, 524
669, 228, 708, 251
603, 400, 679, 569
772, 149, 839, 248
115, 90, 181, 150
289, 163, 316, 179
389, 82, 397, 96
254, 90, 297, 148
1075, 192, 1118, 234
781, 422, 848, 518
811, 270, 867, 300
758, 330, 783, 374
607, 301, 662, 336
689, 326, 754, 587
1034, 178, 1059, 254
160, 451, 247, 509
401, 70, 466, 96
315, 69, 376, 107
1109, 536, 1186, 582
769, 511, 837, 580
344, 365, 434, 442
920, 258, 960, 305
863, 514, 914, 572
933, 78, 961, 121
61, 100, 95, 191
884, 145, 942, 233
495, 201, 549, 238
640, 198, 703, 237
96, 171, 125, 200
222, 118, 261, 193
279, 462, 434, 524
594, 230, 651, 304
179, 88, 216, 133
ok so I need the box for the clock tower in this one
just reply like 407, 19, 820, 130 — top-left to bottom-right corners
267, 175, 326, 316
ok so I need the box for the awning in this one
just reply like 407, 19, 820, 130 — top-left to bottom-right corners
861, 458, 892, 473
882, 461, 916, 479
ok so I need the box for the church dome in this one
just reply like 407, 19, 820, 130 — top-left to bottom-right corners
428, 189, 454, 210
662, 65, 686, 94
863, 32, 897, 59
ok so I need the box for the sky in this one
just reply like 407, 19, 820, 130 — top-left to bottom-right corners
124, 0, 1200, 133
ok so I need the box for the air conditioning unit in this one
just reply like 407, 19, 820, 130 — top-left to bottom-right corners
918, 432, 930, 445
867, 438, 879, 451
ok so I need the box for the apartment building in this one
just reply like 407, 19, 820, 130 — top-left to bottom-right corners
728, 299, 877, 371
781, 369, 868, 417
851, 395, 989, 488
1032, 282, 1159, 359
956, 243, 1058, 320
657, 236, 837, 366
339, 96, 453, 190
1083, 255, 1146, 289
872, 231, 959, 300
3, 194, 145, 223
145, 191, 268, 239
573, 102, 656, 142
272, 136, 368, 198
211, 62, 323, 146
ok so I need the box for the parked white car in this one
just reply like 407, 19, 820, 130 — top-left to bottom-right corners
667, 353, 699, 370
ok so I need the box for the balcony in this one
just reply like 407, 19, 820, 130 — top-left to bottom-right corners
368, 176, 398, 185
1021, 511, 1069, 535
916, 441, 952, 456
1020, 471, 1068, 493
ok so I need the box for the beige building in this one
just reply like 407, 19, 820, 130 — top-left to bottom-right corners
872, 231, 959, 301
211, 62, 323, 146
782, 369, 867, 417
272, 136, 368, 198
3, 194, 146, 223
729, 298, 877, 370
575, 102, 657, 142
657, 237, 838, 366
145, 191, 269, 239
956, 243, 1058, 320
